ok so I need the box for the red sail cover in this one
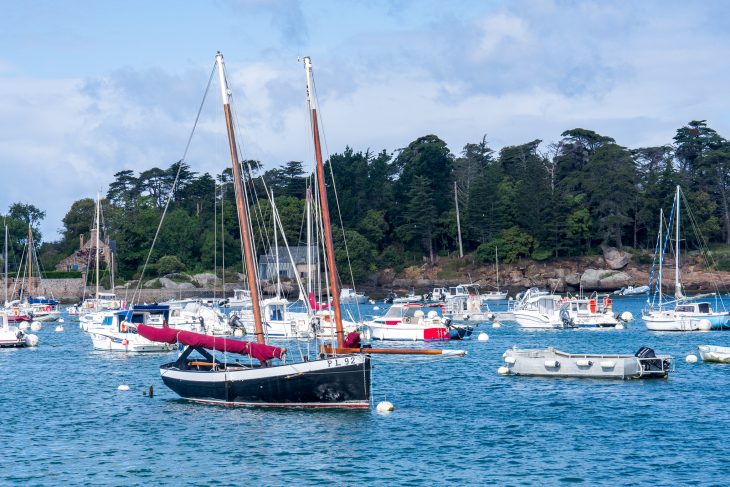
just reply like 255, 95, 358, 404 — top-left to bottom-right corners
308, 292, 330, 310
137, 324, 285, 362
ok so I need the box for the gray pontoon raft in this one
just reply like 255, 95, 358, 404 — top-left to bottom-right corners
501, 347, 672, 379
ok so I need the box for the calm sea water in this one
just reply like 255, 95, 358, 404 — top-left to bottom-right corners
2, 296, 729, 486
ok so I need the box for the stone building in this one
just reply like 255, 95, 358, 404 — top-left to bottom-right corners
55, 229, 116, 273
258, 246, 317, 281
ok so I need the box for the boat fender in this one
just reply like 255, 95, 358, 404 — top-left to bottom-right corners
600, 361, 616, 368
544, 360, 560, 368
497, 366, 510, 375
120, 322, 128, 333
376, 401, 395, 413
122, 339, 129, 347
13, 308, 19, 316
698, 319, 712, 331
23, 334, 39, 347
576, 359, 592, 367
504, 356, 516, 364
685, 354, 698, 363
478, 332, 489, 341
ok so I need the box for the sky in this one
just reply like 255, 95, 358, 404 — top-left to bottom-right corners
1, 0, 729, 241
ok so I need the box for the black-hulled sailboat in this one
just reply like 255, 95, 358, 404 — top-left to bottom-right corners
138, 53, 371, 408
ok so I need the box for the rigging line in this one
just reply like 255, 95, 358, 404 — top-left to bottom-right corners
311, 69, 363, 322
131, 64, 217, 306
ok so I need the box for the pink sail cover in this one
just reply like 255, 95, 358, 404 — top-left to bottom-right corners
137, 324, 285, 362
308, 292, 330, 310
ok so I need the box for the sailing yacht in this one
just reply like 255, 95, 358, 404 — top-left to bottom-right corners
642, 186, 729, 331
136, 54, 371, 407
481, 247, 508, 301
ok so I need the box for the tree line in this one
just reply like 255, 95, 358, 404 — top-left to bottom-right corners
4, 120, 730, 284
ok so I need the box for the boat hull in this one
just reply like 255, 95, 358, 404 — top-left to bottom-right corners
643, 312, 728, 331
512, 311, 566, 329
698, 345, 730, 363
160, 354, 371, 408
90, 330, 177, 353
367, 322, 450, 341
503, 348, 671, 379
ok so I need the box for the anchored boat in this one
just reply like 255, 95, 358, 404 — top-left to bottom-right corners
698, 345, 730, 364
501, 347, 672, 379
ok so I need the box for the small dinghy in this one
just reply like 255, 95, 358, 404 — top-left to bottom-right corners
698, 345, 730, 364
501, 346, 672, 379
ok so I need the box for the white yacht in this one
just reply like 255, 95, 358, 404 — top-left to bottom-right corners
511, 288, 574, 329
87, 305, 177, 353
642, 186, 729, 331
340, 288, 368, 304
0, 311, 39, 347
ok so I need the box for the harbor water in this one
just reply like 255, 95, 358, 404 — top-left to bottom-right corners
2, 295, 729, 485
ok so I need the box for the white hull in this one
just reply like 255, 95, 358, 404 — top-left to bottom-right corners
698, 345, 730, 363
367, 322, 449, 341
89, 329, 176, 352
572, 314, 620, 328
481, 292, 508, 301
643, 311, 728, 331
512, 310, 565, 329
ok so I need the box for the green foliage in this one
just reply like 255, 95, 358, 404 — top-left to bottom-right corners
42, 270, 83, 278
476, 227, 538, 264
157, 255, 186, 275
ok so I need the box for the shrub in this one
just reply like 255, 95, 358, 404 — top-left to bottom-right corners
157, 255, 186, 275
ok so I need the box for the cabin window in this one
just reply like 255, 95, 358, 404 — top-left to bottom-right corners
269, 306, 284, 321
102, 316, 113, 326
699, 303, 710, 313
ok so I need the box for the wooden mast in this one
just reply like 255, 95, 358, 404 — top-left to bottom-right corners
215, 52, 265, 345
303, 56, 345, 346
304, 57, 465, 358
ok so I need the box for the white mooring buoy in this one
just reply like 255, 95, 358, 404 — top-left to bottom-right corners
117, 385, 130, 391
492, 322, 502, 329
615, 323, 625, 330
55, 325, 64, 332
620, 311, 634, 322
31, 321, 42, 332
477, 332, 489, 341
685, 354, 698, 363
376, 401, 395, 413
19, 321, 30, 331
497, 366, 510, 375
373, 306, 380, 311
58, 318, 65, 323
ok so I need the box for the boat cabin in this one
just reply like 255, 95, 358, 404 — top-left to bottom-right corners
381, 304, 441, 322
676, 302, 712, 314
448, 285, 480, 297
116, 305, 171, 333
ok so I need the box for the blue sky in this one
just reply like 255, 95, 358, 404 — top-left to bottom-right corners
1, 0, 729, 240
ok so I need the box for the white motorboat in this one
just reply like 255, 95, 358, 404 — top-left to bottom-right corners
443, 295, 493, 323
0, 311, 38, 347
168, 301, 232, 335
501, 347, 672, 379
227, 289, 252, 308
392, 290, 424, 304
510, 288, 574, 329
698, 345, 730, 363
87, 305, 177, 352
340, 288, 368, 304
563, 295, 620, 328
616, 285, 649, 296
368, 304, 450, 341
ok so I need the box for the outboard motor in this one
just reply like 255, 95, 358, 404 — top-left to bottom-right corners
635, 346, 663, 372
559, 306, 574, 328
229, 315, 242, 330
